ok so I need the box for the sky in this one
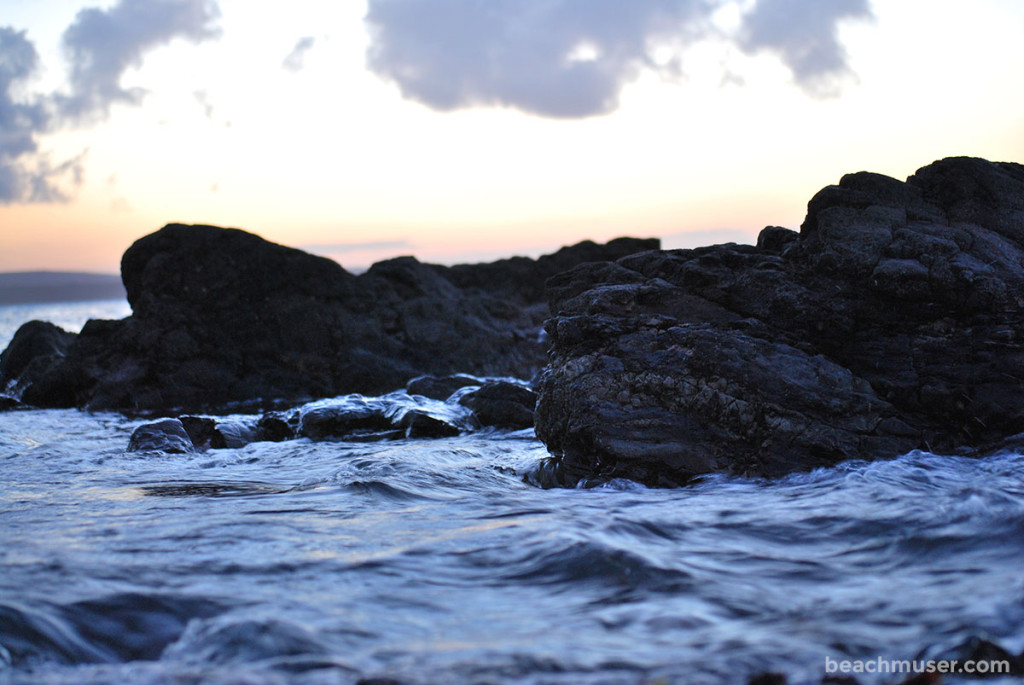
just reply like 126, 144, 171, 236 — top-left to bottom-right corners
1, 0, 1022, 274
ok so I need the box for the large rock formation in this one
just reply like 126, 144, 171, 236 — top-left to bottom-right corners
535, 157, 1024, 486
0, 224, 656, 413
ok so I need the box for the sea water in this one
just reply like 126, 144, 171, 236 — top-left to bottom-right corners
2, 302, 1024, 684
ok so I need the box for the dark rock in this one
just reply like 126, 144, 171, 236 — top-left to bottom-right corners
398, 410, 462, 438
535, 157, 1024, 486
405, 374, 481, 400
946, 636, 1024, 677
0, 395, 22, 411
126, 419, 195, 454
756, 225, 799, 254
296, 394, 470, 441
256, 413, 295, 442
298, 397, 396, 440
180, 415, 218, 449
0, 225, 656, 413
459, 381, 537, 429
0, 320, 77, 402
212, 419, 259, 449
748, 674, 787, 685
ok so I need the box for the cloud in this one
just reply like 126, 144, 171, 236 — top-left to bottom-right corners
365, 0, 710, 119
737, 0, 872, 96
1, 0, 221, 203
283, 36, 316, 73
193, 89, 214, 118
364, 0, 875, 118
0, 27, 78, 204
300, 239, 413, 254
57, 0, 221, 123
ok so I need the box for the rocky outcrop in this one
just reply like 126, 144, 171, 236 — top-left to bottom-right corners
0, 321, 77, 398
0, 224, 655, 413
535, 157, 1024, 486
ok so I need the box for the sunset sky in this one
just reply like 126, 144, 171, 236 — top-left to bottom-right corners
2, 0, 1022, 273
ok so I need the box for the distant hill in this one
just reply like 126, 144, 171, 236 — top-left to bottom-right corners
0, 271, 126, 305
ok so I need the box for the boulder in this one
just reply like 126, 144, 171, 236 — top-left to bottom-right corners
0, 321, 77, 400
126, 419, 195, 454
535, 157, 1024, 486
0, 226, 657, 413
296, 393, 472, 441
459, 381, 537, 429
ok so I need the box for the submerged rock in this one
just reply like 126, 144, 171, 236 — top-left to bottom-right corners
126, 419, 195, 454
0, 226, 655, 413
535, 157, 1024, 486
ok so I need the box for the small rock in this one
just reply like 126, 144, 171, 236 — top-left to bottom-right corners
127, 419, 195, 454
256, 413, 295, 442
398, 410, 461, 438
0, 395, 23, 411
298, 398, 395, 440
212, 420, 258, 449
180, 415, 218, 449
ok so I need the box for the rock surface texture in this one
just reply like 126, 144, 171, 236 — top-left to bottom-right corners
535, 157, 1024, 486
0, 224, 655, 413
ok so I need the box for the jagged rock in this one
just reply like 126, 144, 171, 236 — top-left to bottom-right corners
0, 225, 656, 413
126, 419, 195, 454
459, 381, 537, 429
535, 157, 1024, 486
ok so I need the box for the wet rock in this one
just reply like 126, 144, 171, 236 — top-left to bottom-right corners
405, 374, 481, 400
296, 393, 470, 441
126, 419, 195, 454
256, 413, 295, 442
180, 415, 218, 449
748, 674, 787, 685
398, 410, 462, 438
212, 419, 259, 449
944, 636, 1024, 677
0, 395, 23, 411
459, 381, 537, 429
535, 157, 1024, 486
0, 225, 656, 413
0, 321, 77, 402
298, 397, 396, 440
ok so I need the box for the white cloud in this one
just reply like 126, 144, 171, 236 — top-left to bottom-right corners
737, 0, 872, 96
0, 0, 221, 203
57, 0, 222, 123
364, 0, 875, 117
283, 36, 316, 73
